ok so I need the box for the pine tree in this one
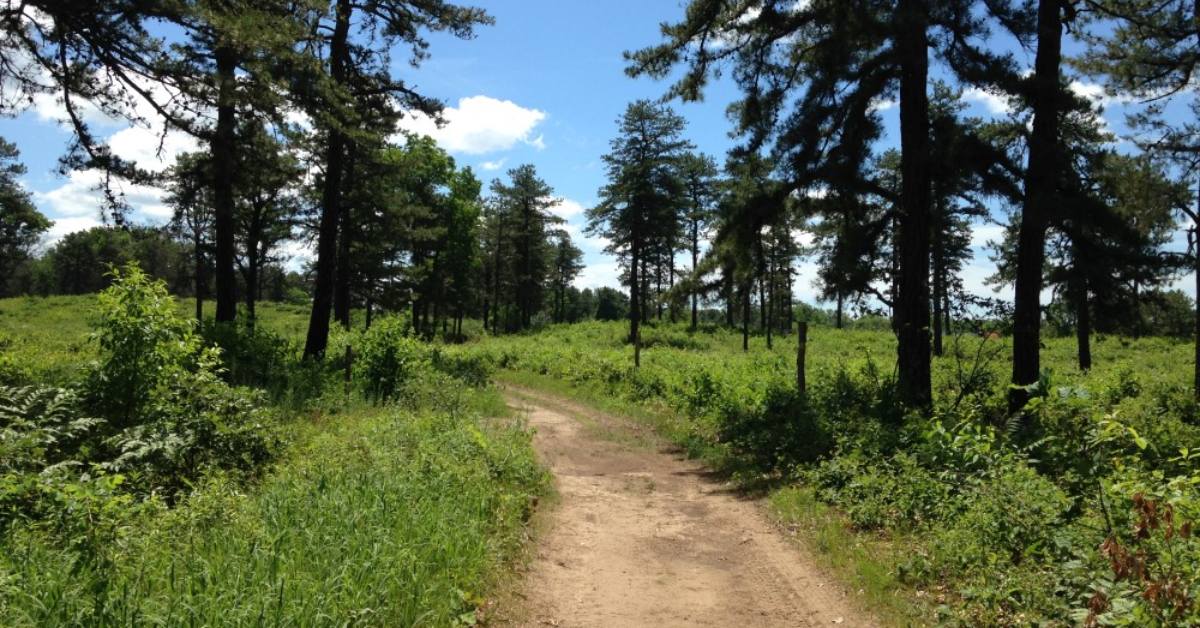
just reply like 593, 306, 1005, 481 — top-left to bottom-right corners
1081, 0, 1200, 396
627, 0, 1027, 409
588, 101, 692, 366
678, 153, 719, 330
549, 231, 585, 324
490, 165, 561, 331
1010, 0, 1068, 413
301, 0, 492, 359
0, 139, 51, 298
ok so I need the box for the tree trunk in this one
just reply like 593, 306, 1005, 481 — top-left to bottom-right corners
668, 253, 677, 324
656, 260, 663, 320
895, 0, 933, 410
246, 239, 259, 329
193, 231, 205, 322
691, 219, 699, 330
796, 321, 808, 393
212, 46, 238, 324
932, 235, 944, 357
1010, 0, 1062, 413
303, 0, 351, 360
1192, 188, 1199, 400
334, 148, 356, 330
836, 291, 844, 329
491, 220, 504, 334
742, 282, 750, 352
765, 250, 774, 350
1194, 233, 1200, 399
724, 264, 734, 328
943, 290, 951, 337
1075, 274, 1092, 371
630, 238, 642, 367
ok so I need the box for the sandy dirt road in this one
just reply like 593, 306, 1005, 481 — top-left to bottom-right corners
494, 385, 877, 628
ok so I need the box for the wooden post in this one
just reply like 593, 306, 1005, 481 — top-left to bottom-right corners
796, 321, 808, 394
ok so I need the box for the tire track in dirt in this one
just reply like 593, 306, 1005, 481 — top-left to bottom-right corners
494, 384, 877, 628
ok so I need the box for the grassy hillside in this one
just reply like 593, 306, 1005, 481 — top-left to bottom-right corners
465, 320, 1200, 625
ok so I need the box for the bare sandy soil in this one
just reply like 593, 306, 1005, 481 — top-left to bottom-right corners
492, 385, 877, 628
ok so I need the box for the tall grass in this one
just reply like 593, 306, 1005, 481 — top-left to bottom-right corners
0, 400, 546, 626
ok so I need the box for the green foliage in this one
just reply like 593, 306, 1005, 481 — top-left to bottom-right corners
85, 264, 212, 427
357, 316, 432, 403
0, 275, 546, 624
0, 402, 547, 626
468, 319, 1200, 624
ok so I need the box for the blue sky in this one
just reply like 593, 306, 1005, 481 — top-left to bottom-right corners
1, 1, 1193, 306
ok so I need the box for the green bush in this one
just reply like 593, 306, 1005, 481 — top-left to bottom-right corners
357, 316, 432, 402
199, 319, 296, 393
716, 383, 832, 472
84, 265, 207, 429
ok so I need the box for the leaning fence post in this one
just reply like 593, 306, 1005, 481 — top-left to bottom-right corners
796, 321, 808, 394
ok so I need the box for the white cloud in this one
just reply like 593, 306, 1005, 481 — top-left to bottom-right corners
479, 158, 506, 171
789, 228, 816, 248
573, 259, 622, 290
397, 95, 547, 155
108, 123, 201, 173
792, 260, 823, 304
548, 197, 585, 219
869, 97, 897, 113
278, 238, 314, 272
35, 169, 172, 221
963, 87, 1013, 115
1068, 80, 1133, 107
970, 223, 1006, 249
561, 220, 610, 253
45, 215, 102, 243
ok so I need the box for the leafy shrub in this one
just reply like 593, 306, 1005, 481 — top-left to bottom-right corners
430, 347, 493, 388
357, 316, 432, 402
104, 365, 279, 496
0, 265, 283, 513
84, 265, 213, 429
0, 386, 105, 524
716, 383, 832, 472
808, 452, 954, 531
199, 319, 296, 393
0, 401, 548, 626
928, 464, 1071, 572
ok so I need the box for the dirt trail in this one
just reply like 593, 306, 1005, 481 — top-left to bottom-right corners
496, 385, 876, 628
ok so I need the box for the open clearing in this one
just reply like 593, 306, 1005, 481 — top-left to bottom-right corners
496, 385, 875, 628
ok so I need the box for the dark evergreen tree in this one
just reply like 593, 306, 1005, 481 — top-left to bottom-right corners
0, 139, 51, 298
587, 101, 692, 366
301, 0, 492, 359
549, 230, 585, 324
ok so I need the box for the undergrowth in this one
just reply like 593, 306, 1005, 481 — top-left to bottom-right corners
467, 320, 1200, 626
0, 266, 547, 626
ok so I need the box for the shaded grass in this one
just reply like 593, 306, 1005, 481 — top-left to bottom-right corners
0, 400, 548, 626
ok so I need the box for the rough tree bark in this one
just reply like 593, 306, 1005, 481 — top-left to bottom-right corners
894, 0, 933, 410
212, 46, 238, 323
1010, 0, 1063, 412
303, 0, 351, 359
